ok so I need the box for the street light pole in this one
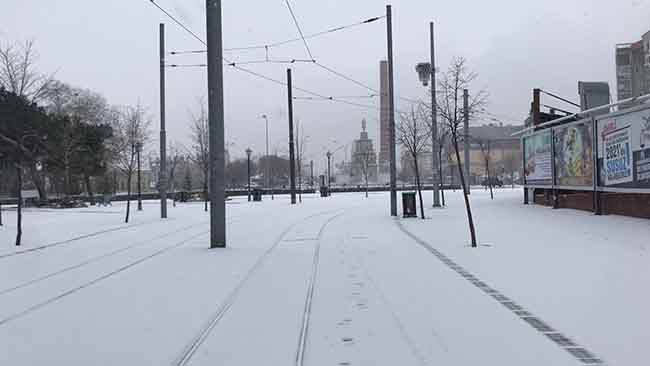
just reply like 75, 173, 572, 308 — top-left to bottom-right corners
246, 148, 252, 202
137, 142, 143, 211
159, 23, 168, 219
386, 5, 397, 216
430, 22, 441, 207
287, 68, 297, 205
261, 114, 269, 198
206, 0, 226, 248
310, 160, 314, 187
326, 151, 332, 189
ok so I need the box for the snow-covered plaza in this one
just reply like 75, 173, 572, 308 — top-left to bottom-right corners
0, 189, 647, 365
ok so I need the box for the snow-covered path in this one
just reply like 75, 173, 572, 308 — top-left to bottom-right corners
0, 190, 647, 365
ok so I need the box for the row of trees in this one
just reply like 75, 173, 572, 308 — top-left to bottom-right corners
397, 56, 487, 247
0, 39, 155, 245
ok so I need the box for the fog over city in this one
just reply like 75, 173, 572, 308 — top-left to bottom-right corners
2, 0, 648, 171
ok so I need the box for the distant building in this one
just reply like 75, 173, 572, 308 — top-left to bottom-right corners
616, 30, 650, 101
400, 150, 433, 183
350, 119, 378, 183
378, 60, 390, 176
448, 124, 524, 184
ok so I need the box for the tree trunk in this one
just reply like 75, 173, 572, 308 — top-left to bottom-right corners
413, 155, 425, 220
365, 173, 369, 198
203, 174, 208, 212
125, 171, 132, 224
16, 165, 22, 246
28, 166, 47, 203
486, 159, 494, 200
453, 135, 477, 247
0, 201, 3, 226
85, 173, 95, 205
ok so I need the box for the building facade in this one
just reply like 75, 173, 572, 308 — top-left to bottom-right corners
616, 30, 650, 101
447, 124, 524, 185
350, 119, 378, 183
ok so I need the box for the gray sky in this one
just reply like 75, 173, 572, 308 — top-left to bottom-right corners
2, 0, 649, 174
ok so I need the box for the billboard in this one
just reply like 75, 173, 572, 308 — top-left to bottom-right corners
523, 130, 552, 185
554, 120, 594, 187
597, 108, 650, 189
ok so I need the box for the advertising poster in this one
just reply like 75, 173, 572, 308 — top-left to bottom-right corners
603, 126, 632, 185
597, 107, 650, 189
523, 130, 552, 185
554, 120, 594, 187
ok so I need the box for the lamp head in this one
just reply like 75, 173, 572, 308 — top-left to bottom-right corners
415, 62, 432, 87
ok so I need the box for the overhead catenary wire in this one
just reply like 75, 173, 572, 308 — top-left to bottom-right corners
168, 16, 385, 55
148, 0, 403, 114
284, 0, 314, 60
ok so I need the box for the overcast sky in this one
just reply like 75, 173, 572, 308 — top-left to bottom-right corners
2, 0, 649, 173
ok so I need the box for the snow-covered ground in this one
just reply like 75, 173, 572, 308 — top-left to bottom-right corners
0, 190, 647, 365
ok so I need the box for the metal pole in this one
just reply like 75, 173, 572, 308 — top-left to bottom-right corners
137, 145, 142, 211
463, 88, 471, 195
387, 4, 397, 216
430, 22, 441, 207
265, 116, 269, 197
206, 0, 226, 248
310, 160, 314, 187
327, 152, 332, 188
287, 68, 297, 205
159, 23, 168, 219
247, 151, 251, 202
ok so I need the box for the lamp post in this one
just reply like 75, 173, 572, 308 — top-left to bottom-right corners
246, 148, 252, 202
136, 141, 143, 211
415, 22, 441, 208
326, 151, 332, 189
260, 114, 269, 197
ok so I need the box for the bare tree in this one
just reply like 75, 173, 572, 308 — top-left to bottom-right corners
109, 104, 151, 223
189, 99, 209, 212
0, 40, 54, 103
166, 143, 182, 207
437, 57, 488, 247
476, 138, 494, 199
357, 148, 375, 198
397, 105, 431, 219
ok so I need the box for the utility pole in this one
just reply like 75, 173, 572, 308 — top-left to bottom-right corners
327, 151, 332, 188
287, 68, 297, 205
246, 148, 252, 202
206, 0, 226, 248
159, 23, 168, 219
463, 88, 471, 195
137, 142, 143, 211
261, 114, 270, 198
430, 22, 441, 207
386, 4, 397, 216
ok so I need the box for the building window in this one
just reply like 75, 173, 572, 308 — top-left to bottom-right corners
617, 53, 631, 66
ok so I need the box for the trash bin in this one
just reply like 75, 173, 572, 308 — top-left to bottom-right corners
320, 186, 330, 198
402, 192, 417, 218
253, 189, 262, 202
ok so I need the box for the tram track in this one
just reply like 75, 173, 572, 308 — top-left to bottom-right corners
173, 209, 346, 366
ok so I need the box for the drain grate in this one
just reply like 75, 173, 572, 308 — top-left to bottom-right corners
396, 220, 606, 365
521, 316, 555, 333
545, 333, 577, 347
500, 301, 523, 311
